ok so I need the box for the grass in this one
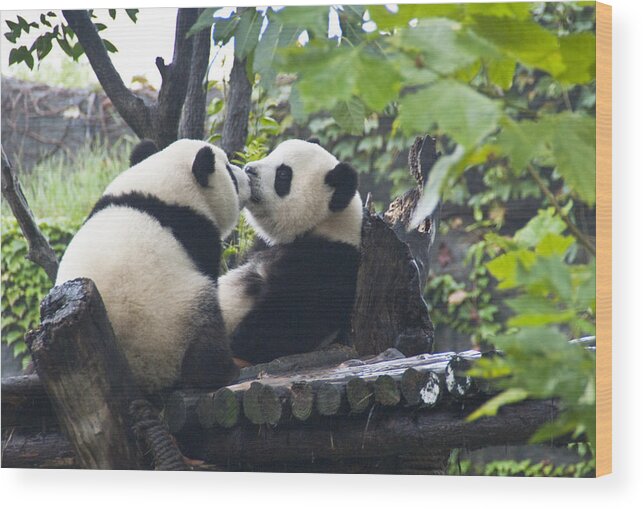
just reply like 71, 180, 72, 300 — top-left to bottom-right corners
2, 140, 133, 224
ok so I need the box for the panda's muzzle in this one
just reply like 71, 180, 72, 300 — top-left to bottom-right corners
244, 165, 262, 203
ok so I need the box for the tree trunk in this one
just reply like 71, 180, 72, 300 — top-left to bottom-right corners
221, 56, 252, 159
178, 9, 211, 140
24, 278, 142, 469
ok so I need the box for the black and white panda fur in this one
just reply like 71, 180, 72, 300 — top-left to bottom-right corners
218, 139, 362, 364
55, 139, 250, 393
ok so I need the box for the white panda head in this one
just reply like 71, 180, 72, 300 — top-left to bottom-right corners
108, 139, 250, 238
242, 139, 362, 247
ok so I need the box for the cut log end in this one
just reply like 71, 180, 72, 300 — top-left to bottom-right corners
346, 377, 373, 414
290, 382, 314, 421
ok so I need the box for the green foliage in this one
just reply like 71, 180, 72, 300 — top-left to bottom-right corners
1, 142, 129, 367
4, 10, 137, 69
426, 239, 501, 346
447, 447, 595, 477
467, 210, 596, 447
1, 217, 77, 369
2, 142, 131, 224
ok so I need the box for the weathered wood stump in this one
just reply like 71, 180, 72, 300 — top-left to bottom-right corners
23, 278, 186, 470
24, 278, 142, 469
350, 135, 440, 357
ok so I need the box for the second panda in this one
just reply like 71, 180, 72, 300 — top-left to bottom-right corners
55, 139, 250, 392
219, 139, 362, 364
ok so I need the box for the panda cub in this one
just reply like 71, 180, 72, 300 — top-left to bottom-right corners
55, 139, 250, 393
219, 139, 362, 364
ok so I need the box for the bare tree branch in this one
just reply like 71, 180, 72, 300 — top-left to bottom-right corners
1, 146, 58, 282
153, 8, 199, 147
221, 56, 252, 158
62, 10, 152, 140
178, 9, 211, 140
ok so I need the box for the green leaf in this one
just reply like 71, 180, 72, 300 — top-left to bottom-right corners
486, 249, 536, 289
506, 295, 576, 327
212, 15, 240, 46
253, 18, 281, 84
399, 79, 502, 148
331, 98, 365, 135
108, 9, 116, 20
369, 4, 465, 31
273, 6, 329, 39
395, 18, 478, 74
535, 233, 575, 257
496, 117, 550, 174
125, 9, 139, 23
470, 15, 564, 77
514, 208, 567, 248
545, 113, 596, 205
187, 8, 215, 37
57, 36, 73, 57
486, 57, 516, 89
234, 8, 262, 60
71, 42, 85, 60
355, 54, 402, 112
102, 39, 117, 54
285, 46, 358, 112
466, 388, 528, 421
558, 33, 596, 84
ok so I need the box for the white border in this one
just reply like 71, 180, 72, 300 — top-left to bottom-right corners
1, 0, 641, 507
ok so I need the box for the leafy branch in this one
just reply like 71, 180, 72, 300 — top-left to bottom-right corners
526, 163, 596, 256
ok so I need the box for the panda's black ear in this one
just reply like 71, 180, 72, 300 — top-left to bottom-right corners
325, 162, 358, 212
307, 137, 321, 146
130, 139, 158, 166
192, 146, 215, 187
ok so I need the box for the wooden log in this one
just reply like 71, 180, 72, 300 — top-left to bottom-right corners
24, 278, 142, 469
3, 399, 559, 471
418, 371, 442, 408
259, 384, 284, 426
399, 368, 443, 408
445, 355, 477, 399
165, 391, 198, 434
1, 349, 484, 432
346, 377, 372, 414
243, 382, 265, 425
1, 374, 55, 429
316, 383, 343, 416
1, 430, 76, 469
290, 382, 314, 421
205, 387, 240, 428
178, 399, 560, 466
374, 375, 401, 406
237, 345, 357, 381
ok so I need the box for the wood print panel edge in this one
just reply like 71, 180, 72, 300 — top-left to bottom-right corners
595, 0, 612, 478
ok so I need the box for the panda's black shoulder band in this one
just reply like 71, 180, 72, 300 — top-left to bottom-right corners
88, 192, 221, 280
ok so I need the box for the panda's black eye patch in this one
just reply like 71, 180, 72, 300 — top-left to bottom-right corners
274, 164, 292, 197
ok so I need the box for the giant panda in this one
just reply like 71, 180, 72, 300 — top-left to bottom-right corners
218, 139, 362, 365
55, 139, 250, 393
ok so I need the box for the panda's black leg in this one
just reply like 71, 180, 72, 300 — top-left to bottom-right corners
179, 287, 239, 389
180, 334, 239, 389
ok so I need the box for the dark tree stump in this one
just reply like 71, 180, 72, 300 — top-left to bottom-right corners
351, 210, 435, 356
24, 278, 142, 469
350, 135, 440, 357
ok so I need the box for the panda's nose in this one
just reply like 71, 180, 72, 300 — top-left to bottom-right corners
244, 165, 258, 176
